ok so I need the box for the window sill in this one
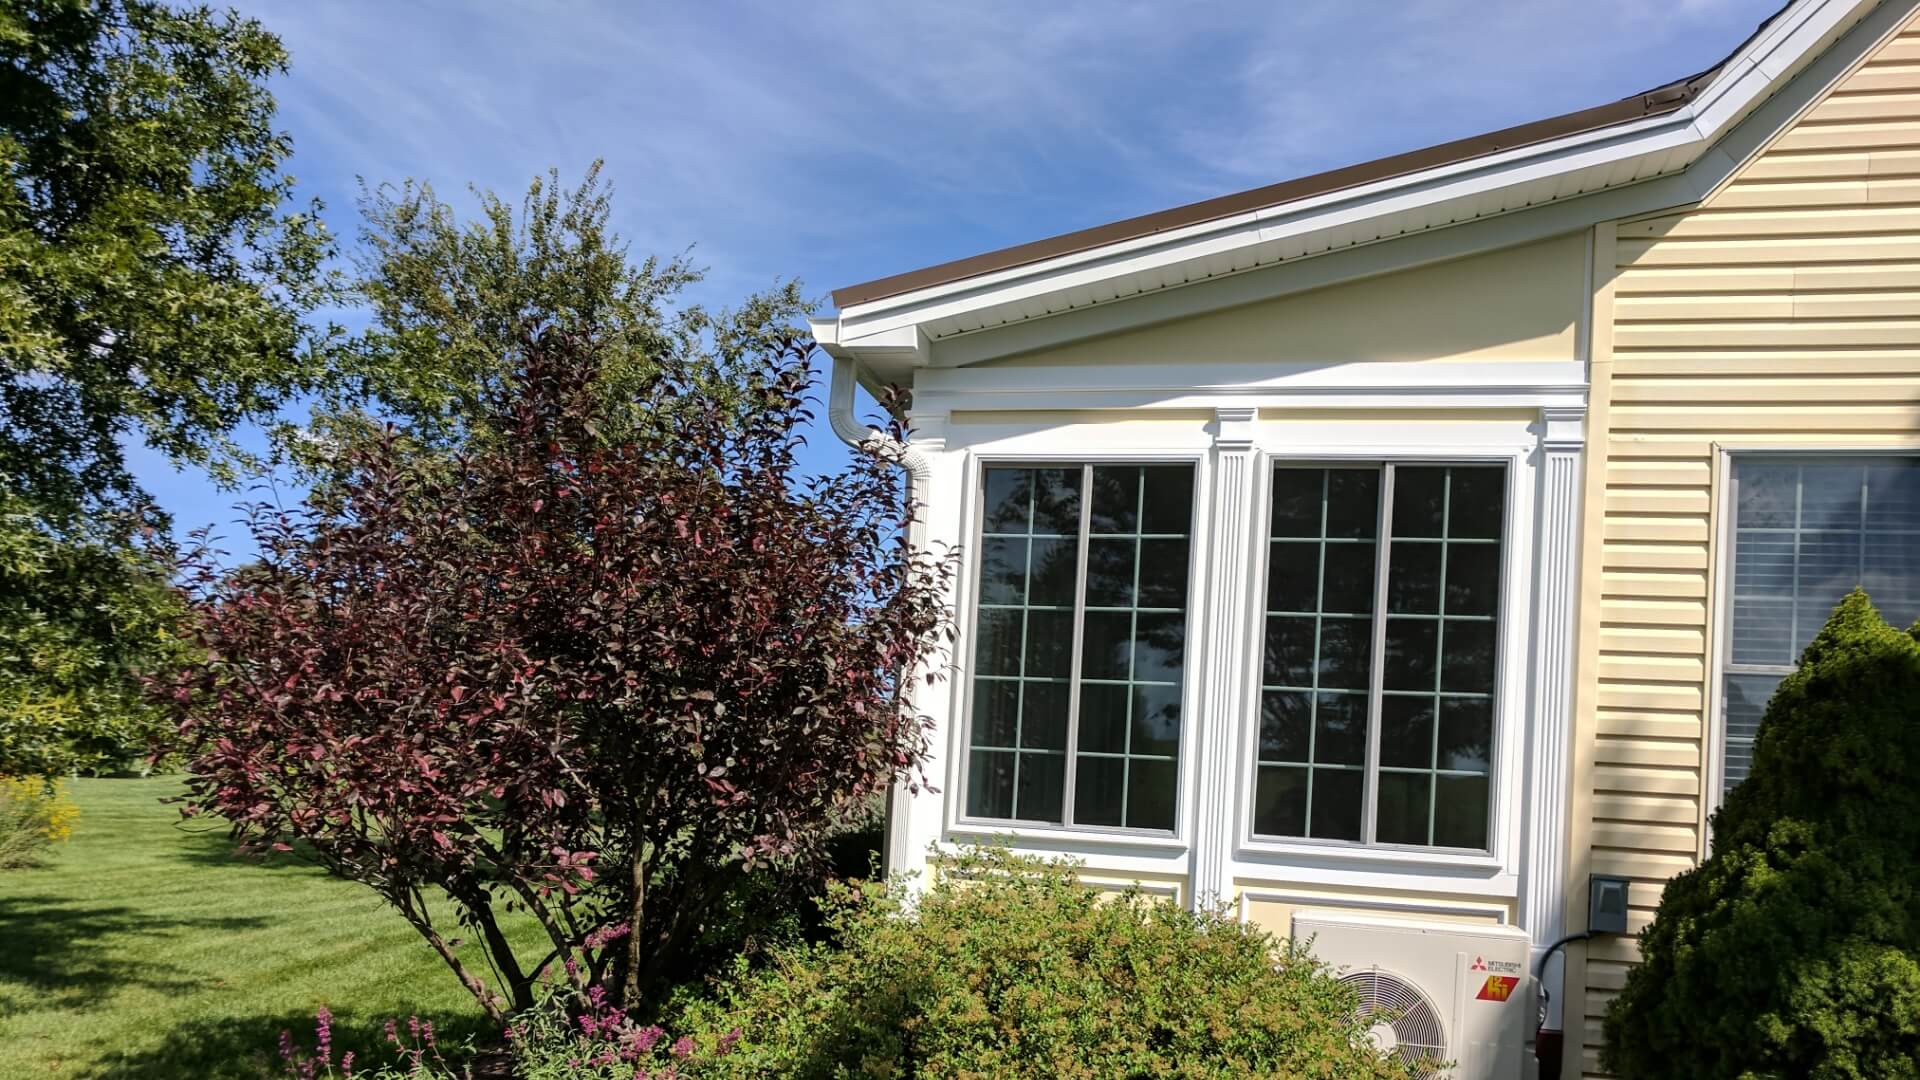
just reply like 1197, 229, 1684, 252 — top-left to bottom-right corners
1235, 836, 1503, 876
946, 818, 1190, 854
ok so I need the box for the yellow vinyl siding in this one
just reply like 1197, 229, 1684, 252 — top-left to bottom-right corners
982, 233, 1585, 368
1572, 11, 1920, 1076
1237, 883, 1515, 939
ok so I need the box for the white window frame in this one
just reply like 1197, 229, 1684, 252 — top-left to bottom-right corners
1243, 456, 1514, 854
1232, 443, 1531, 880
946, 450, 1209, 850
1705, 446, 1920, 817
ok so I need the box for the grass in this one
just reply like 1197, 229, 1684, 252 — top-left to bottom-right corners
0, 776, 546, 1079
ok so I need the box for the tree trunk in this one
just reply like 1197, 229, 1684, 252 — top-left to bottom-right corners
621, 852, 648, 1007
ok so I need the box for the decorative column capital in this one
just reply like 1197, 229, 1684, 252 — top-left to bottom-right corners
1213, 406, 1258, 451
907, 410, 949, 454
1539, 405, 1587, 452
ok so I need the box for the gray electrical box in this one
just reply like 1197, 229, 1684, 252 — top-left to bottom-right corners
1589, 874, 1631, 935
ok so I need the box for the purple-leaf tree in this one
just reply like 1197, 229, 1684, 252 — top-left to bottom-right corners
159, 330, 954, 1017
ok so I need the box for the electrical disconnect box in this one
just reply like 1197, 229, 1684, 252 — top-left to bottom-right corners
1589, 874, 1631, 936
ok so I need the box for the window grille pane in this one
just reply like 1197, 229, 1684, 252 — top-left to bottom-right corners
1140, 465, 1196, 535
1017, 752, 1065, 824
1253, 766, 1308, 836
1255, 462, 1504, 851
1311, 767, 1364, 842
1076, 682, 1130, 754
964, 463, 1195, 831
1722, 457, 1920, 798
1375, 770, 1431, 846
1379, 696, 1434, 770
1255, 468, 1382, 841
968, 750, 1016, 820
1259, 691, 1311, 762
1069, 465, 1191, 831
1373, 465, 1504, 851
972, 680, 1020, 748
1433, 774, 1491, 850
1073, 756, 1126, 827
966, 466, 1084, 825
1020, 681, 1070, 752
1313, 692, 1368, 766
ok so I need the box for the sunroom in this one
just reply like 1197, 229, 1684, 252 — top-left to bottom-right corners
816, 220, 1594, 937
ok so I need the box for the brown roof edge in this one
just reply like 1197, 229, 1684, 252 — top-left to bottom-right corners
830, 6, 1788, 311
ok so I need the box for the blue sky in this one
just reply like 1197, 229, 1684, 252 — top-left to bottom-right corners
130, 0, 1783, 549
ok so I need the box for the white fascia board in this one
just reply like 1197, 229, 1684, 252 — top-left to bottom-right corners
818, 0, 1883, 365
832, 110, 1689, 344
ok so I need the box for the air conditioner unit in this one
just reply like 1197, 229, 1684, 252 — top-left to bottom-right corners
1292, 910, 1530, 1080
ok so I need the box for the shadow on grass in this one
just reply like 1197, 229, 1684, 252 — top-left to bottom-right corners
0, 896, 271, 1013
81, 1008, 505, 1080
168, 819, 337, 873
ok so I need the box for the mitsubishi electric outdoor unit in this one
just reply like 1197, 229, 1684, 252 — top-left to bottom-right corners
1292, 910, 1531, 1080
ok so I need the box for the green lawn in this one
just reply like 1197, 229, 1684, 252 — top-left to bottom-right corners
0, 777, 543, 1079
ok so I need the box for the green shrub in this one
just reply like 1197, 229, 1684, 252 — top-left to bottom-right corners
0, 775, 78, 868
1603, 590, 1920, 1080
673, 846, 1418, 1080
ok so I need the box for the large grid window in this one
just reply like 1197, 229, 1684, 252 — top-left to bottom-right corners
1254, 463, 1505, 851
1721, 458, 1920, 793
965, 463, 1194, 831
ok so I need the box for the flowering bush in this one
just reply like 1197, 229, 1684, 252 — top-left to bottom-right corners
0, 775, 78, 868
506, 983, 736, 1080
273, 983, 733, 1080
275, 1007, 467, 1079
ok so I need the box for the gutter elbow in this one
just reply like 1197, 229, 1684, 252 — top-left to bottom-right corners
825, 352, 931, 490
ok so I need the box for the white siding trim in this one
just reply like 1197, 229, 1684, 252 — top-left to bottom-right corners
1189, 408, 1260, 909
1524, 404, 1588, 1031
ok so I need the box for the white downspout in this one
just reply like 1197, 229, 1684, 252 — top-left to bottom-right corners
825, 351, 932, 880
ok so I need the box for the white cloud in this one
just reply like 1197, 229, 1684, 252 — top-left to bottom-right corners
238, 0, 1779, 307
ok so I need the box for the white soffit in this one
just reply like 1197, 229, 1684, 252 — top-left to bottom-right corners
813, 0, 1890, 373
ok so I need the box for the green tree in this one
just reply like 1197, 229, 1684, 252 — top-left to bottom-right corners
0, 492, 185, 776
1, 0, 334, 524
1603, 590, 1920, 1080
308, 162, 808, 473
1, 0, 332, 773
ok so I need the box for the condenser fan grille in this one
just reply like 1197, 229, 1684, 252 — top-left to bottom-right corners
1341, 968, 1447, 1077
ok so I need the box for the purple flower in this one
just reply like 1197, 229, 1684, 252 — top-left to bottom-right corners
584, 922, 631, 949
315, 1005, 333, 1066
671, 1036, 694, 1059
